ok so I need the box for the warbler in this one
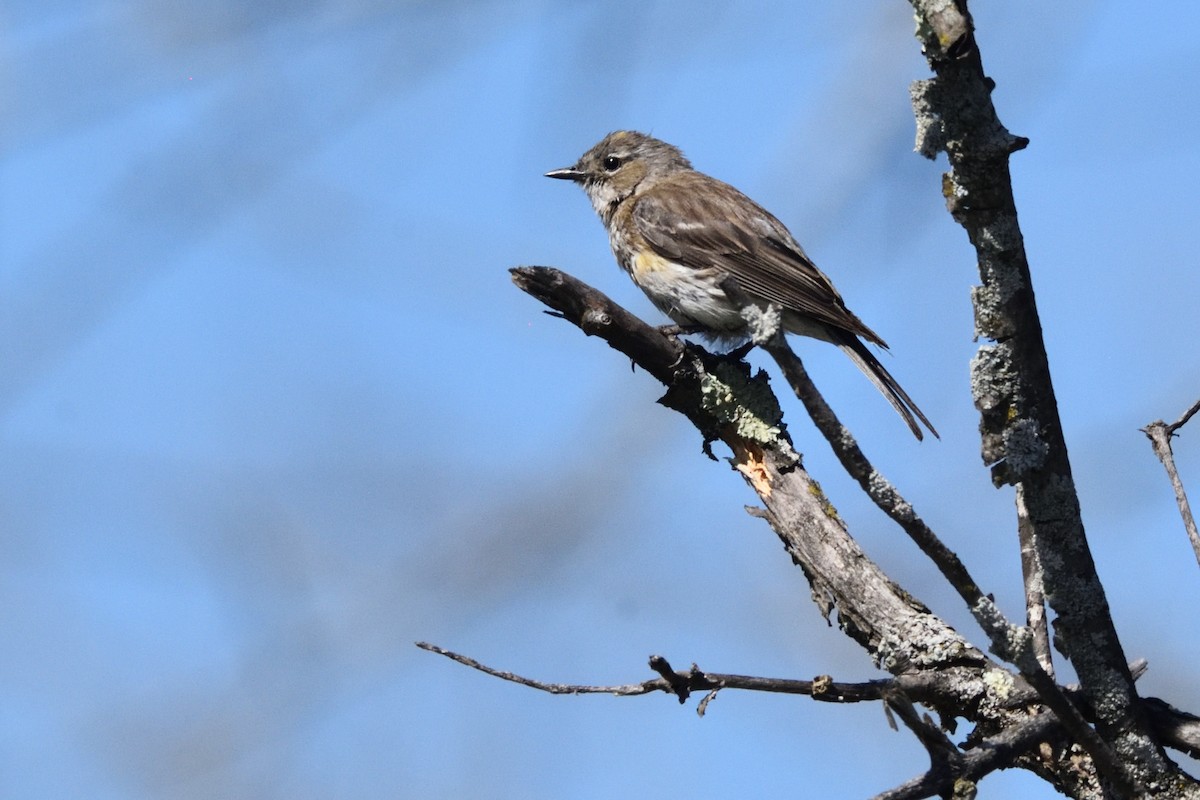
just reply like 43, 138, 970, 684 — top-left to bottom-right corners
546, 130, 937, 440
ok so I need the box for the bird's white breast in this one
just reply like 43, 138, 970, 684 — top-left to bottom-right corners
625, 249, 744, 332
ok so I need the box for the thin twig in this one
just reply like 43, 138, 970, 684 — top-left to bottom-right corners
416, 642, 662, 696
417, 641, 900, 706
1169, 398, 1200, 434
1143, 397, 1200, 570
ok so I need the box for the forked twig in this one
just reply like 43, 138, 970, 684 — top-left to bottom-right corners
1143, 397, 1200, 569
417, 641, 903, 711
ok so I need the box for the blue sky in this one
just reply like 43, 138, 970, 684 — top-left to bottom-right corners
4, 1, 1200, 797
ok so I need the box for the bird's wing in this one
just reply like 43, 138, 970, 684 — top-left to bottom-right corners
631, 174, 886, 346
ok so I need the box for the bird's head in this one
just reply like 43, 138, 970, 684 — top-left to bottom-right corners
546, 130, 692, 219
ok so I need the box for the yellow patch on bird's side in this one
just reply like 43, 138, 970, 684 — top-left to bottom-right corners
631, 248, 673, 277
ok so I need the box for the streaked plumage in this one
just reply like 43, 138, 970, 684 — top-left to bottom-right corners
547, 130, 937, 440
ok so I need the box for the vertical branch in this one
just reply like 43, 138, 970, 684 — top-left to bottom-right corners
906, 0, 1174, 789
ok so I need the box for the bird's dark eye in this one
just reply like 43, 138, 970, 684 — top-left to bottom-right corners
602, 155, 621, 171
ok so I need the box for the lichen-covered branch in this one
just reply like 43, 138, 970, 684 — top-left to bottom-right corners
906, 1, 1184, 794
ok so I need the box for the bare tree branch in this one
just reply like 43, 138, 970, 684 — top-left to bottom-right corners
1171, 399, 1200, 433
874, 709, 1058, 800
762, 340, 1007, 641
1143, 697, 1200, 761
420, 640, 1081, 717
505, 266, 1200, 796
1143, 397, 1200, 569
424, 636, 1198, 784
510, 266, 990, 680
764, 336, 1118, 788
419, 641, 921, 708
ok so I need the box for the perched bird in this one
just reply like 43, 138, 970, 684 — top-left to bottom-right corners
546, 130, 937, 440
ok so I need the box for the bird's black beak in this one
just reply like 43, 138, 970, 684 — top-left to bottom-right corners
545, 166, 586, 182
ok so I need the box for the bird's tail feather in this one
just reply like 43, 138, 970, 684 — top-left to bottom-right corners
836, 334, 938, 441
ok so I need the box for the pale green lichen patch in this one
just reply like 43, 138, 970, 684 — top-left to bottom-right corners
982, 667, 1015, 700
699, 361, 790, 448
969, 344, 1015, 412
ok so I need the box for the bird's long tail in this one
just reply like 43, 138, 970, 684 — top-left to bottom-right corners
833, 333, 938, 440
